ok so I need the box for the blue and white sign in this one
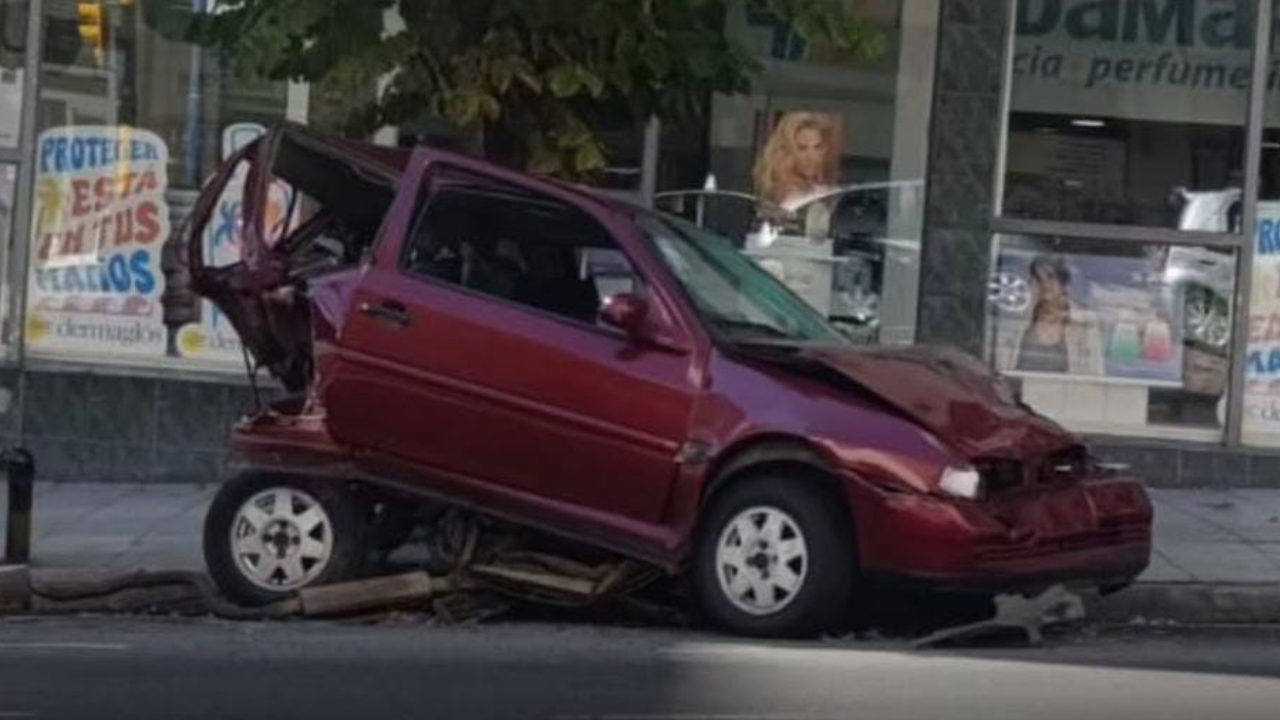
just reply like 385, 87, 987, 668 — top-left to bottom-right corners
1245, 201, 1280, 432
26, 126, 171, 358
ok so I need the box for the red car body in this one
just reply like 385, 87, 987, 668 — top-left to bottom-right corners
189, 125, 1151, 597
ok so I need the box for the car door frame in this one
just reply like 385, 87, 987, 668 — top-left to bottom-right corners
377, 149, 708, 354
338, 147, 717, 566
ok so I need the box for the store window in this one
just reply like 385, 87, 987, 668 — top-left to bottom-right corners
25, 0, 289, 370
654, 0, 937, 345
988, 234, 1236, 439
1005, 0, 1254, 228
995, 0, 1258, 441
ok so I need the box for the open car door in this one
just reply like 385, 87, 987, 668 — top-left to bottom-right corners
187, 124, 408, 392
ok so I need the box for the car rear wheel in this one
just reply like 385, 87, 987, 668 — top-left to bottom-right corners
693, 474, 856, 638
204, 472, 367, 606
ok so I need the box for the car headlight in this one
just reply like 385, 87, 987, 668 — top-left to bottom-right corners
939, 465, 983, 500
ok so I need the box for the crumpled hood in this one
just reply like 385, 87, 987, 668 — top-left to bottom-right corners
799, 345, 1079, 460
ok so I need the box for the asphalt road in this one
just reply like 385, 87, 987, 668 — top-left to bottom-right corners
2, 618, 1279, 720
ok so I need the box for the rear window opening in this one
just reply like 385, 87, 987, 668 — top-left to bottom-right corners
261, 136, 404, 405
267, 132, 401, 276
402, 167, 639, 329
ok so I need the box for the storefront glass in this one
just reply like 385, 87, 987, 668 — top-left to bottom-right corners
1005, 0, 1255, 228
654, 0, 937, 345
988, 233, 1236, 439
25, 0, 288, 371
994, 0, 1268, 441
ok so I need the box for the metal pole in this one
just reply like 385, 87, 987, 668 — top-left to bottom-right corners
3, 448, 34, 564
183, 0, 206, 186
10, 0, 48, 450
1, 0, 44, 572
1225, 0, 1272, 447
640, 116, 659, 206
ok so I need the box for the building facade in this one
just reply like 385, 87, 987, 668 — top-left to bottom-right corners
1, 0, 1278, 487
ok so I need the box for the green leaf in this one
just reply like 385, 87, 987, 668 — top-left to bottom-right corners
446, 93, 482, 126
515, 65, 544, 93
548, 64, 582, 98
488, 58, 515, 93
573, 142, 606, 173
576, 66, 605, 98
528, 147, 564, 175
478, 94, 502, 121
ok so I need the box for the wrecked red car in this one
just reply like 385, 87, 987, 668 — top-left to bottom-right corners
187, 124, 1152, 637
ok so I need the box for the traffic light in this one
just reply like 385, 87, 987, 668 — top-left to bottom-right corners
76, 2, 106, 67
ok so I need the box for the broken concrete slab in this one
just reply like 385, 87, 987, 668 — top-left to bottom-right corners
298, 572, 460, 617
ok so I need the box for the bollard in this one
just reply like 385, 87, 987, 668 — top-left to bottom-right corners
3, 448, 35, 565
0, 563, 31, 612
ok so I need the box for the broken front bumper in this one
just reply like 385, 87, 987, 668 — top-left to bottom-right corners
848, 475, 1153, 593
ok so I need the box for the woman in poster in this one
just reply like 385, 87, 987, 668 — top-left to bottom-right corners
753, 111, 842, 232
999, 254, 1105, 376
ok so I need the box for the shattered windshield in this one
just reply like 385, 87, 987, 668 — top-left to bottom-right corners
636, 212, 845, 345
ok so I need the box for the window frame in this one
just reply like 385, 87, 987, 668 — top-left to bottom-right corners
992, 0, 1274, 446
396, 163, 652, 343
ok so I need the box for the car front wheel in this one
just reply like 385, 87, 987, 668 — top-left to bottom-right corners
204, 472, 367, 606
693, 474, 856, 638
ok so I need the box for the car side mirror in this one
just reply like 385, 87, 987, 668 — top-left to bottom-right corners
600, 293, 650, 337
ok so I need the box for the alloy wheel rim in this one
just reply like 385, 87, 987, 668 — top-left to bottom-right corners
230, 487, 333, 591
715, 506, 808, 616
1186, 295, 1230, 349
988, 272, 1031, 314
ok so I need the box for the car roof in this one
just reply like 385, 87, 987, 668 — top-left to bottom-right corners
273, 122, 631, 217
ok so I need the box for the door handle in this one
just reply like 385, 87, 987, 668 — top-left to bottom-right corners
359, 300, 411, 327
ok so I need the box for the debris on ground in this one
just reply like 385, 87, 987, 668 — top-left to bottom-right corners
912, 585, 1086, 649
1, 511, 671, 627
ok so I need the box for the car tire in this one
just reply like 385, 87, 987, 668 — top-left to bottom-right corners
204, 472, 368, 606
693, 473, 856, 638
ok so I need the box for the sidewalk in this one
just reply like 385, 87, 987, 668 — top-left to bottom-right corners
4, 483, 1280, 620
2, 483, 215, 572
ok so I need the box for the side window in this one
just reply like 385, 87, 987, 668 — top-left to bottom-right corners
402, 168, 639, 327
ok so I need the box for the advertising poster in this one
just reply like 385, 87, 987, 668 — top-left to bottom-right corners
989, 237, 1186, 385
746, 109, 892, 340
26, 126, 171, 359
753, 110, 844, 216
1244, 202, 1280, 433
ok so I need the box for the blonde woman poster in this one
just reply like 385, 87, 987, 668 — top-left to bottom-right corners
753, 111, 843, 235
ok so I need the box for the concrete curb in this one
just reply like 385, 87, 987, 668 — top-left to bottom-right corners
1087, 583, 1280, 625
